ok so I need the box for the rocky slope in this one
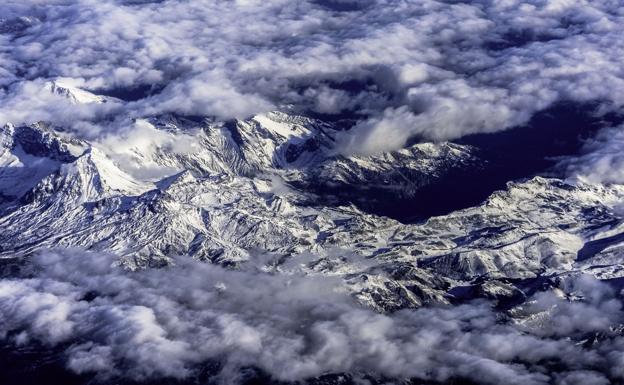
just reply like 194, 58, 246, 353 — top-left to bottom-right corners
0, 83, 623, 313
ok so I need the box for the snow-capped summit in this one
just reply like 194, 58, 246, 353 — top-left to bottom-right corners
45, 79, 119, 104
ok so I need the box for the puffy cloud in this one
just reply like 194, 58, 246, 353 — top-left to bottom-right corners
1, 249, 623, 384
563, 125, 624, 184
2, 2, 624, 384
0, 0, 623, 153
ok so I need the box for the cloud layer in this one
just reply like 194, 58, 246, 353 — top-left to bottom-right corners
1, 250, 624, 384
2, 3, 624, 384
1, 1, 624, 153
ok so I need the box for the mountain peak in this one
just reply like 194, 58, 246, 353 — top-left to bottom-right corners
45, 79, 118, 105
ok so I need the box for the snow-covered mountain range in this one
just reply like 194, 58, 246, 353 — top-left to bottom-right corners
2, 82, 623, 315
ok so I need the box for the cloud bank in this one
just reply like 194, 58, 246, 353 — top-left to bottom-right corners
1, 250, 624, 384
564, 124, 624, 185
2, 3, 623, 384
0, 1, 624, 153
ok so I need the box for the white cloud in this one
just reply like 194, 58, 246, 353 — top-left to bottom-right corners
563, 125, 624, 184
0, 0, 622, 154
1, 249, 623, 384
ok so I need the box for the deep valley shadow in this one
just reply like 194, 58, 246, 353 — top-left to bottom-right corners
307, 102, 624, 223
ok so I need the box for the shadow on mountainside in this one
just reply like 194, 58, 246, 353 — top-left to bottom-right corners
303, 102, 624, 223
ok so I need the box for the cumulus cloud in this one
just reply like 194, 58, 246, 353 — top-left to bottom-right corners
0, 0, 623, 153
2, 3, 624, 384
1, 249, 623, 384
563, 125, 624, 184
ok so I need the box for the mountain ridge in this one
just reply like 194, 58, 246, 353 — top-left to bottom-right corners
0, 84, 622, 313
